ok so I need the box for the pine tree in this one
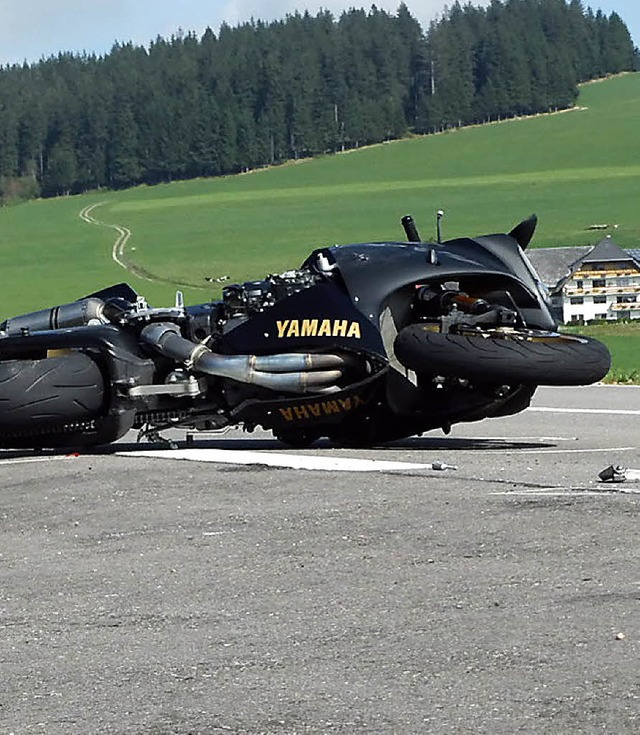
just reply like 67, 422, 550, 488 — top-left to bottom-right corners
0, 0, 635, 199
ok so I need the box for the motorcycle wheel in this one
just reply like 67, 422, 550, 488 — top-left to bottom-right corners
0, 352, 106, 443
394, 327, 611, 386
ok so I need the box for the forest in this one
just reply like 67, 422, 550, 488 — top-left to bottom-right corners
0, 0, 636, 201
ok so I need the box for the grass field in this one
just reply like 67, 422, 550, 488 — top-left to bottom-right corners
564, 322, 640, 383
0, 73, 638, 380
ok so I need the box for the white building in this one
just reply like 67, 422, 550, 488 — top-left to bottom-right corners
527, 236, 640, 324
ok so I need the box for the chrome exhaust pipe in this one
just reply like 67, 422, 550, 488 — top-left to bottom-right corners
140, 323, 351, 393
1, 298, 107, 336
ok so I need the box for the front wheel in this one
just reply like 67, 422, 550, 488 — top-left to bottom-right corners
394, 327, 611, 386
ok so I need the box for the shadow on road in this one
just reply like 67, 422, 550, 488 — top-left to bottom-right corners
0, 434, 556, 462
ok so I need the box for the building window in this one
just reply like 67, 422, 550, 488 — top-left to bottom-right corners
575, 279, 583, 289
593, 295, 607, 304
595, 313, 607, 320
592, 278, 606, 288
570, 314, 584, 323
570, 296, 584, 305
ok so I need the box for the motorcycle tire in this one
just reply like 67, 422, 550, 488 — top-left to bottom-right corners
0, 352, 106, 432
394, 327, 611, 386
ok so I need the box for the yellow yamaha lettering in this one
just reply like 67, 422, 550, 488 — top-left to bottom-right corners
301, 319, 318, 337
278, 394, 368, 423
322, 400, 341, 415
333, 320, 348, 337
275, 318, 361, 339
279, 407, 294, 421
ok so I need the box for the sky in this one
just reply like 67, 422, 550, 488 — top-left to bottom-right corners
0, 1, 637, 67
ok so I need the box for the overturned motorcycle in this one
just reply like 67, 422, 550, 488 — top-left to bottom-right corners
0, 213, 610, 449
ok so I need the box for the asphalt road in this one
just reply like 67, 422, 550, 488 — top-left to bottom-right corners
1, 384, 639, 734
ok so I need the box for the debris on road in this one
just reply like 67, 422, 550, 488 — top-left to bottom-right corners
598, 464, 640, 483
430, 461, 458, 471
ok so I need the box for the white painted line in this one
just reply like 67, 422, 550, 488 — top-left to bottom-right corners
0, 454, 79, 466
498, 447, 635, 455
120, 448, 443, 473
492, 489, 640, 496
529, 407, 640, 416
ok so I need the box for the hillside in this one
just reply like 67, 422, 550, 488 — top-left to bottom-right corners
0, 72, 639, 316
0, 0, 635, 200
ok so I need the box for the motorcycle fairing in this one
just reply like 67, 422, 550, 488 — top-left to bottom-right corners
83, 282, 140, 303
305, 234, 556, 330
508, 214, 538, 249
230, 370, 385, 431
219, 281, 386, 357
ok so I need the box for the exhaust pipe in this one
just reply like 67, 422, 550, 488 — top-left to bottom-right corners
1, 298, 107, 336
141, 323, 351, 393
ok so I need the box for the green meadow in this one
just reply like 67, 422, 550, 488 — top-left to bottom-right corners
564, 322, 640, 383
0, 73, 638, 380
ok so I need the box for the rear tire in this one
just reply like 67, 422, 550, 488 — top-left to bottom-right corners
395, 327, 611, 386
0, 353, 106, 446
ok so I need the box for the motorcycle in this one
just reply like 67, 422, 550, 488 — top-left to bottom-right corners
0, 213, 610, 450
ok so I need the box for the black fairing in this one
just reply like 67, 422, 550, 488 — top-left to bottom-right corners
509, 214, 538, 249
84, 282, 140, 303
220, 281, 386, 357
303, 233, 556, 330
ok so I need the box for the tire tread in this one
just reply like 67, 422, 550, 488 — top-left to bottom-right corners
394, 327, 611, 385
0, 353, 105, 428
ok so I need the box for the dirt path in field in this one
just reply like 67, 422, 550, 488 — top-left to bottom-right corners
78, 202, 208, 290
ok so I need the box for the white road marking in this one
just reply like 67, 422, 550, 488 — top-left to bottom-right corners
496, 446, 636, 455
492, 488, 640, 496
0, 454, 79, 466
120, 448, 448, 473
529, 407, 640, 416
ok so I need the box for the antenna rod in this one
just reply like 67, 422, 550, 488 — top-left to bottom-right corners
436, 209, 444, 243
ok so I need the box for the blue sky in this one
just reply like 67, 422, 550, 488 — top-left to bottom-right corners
0, 1, 637, 67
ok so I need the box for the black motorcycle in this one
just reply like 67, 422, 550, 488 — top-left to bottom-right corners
0, 213, 610, 449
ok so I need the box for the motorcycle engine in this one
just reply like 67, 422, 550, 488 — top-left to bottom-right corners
184, 268, 322, 345
222, 269, 320, 321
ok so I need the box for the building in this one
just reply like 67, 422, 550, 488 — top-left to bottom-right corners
527, 235, 640, 324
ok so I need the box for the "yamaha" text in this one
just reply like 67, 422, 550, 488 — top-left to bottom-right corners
275, 318, 361, 339
279, 394, 367, 422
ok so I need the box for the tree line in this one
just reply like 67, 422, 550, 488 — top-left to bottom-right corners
0, 0, 636, 201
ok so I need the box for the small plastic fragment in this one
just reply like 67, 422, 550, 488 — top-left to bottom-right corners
431, 461, 458, 471
599, 465, 640, 483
